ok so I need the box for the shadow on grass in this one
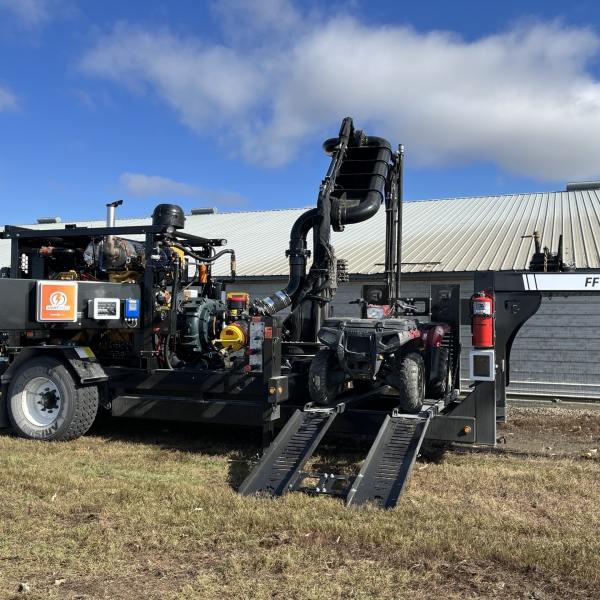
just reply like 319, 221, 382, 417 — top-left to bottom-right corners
1, 412, 486, 492
420, 440, 452, 464
88, 413, 262, 455
226, 450, 256, 489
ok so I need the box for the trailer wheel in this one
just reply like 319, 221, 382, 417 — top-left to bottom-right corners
397, 352, 425, 413
309, 349, 341, 406
426, 347, 449, 400
7, 356, 99, 441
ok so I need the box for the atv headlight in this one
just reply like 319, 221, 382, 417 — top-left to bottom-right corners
318, 329, 341, 345
366, 306, 385, 319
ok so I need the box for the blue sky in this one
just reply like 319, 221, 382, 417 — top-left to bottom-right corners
2, 0, 600, 225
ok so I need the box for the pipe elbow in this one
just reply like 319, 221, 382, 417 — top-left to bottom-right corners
341, 190, 382, 225
290, 208, 317, 242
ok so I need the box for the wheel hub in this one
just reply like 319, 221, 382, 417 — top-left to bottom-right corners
21, 376, 61, 427
38, 389, 59, 411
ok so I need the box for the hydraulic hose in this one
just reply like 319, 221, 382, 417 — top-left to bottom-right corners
164, 256, 180, 370
172, 244, 236, 284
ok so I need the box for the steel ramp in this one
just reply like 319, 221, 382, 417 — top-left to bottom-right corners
346, 410, 433, 508
239, 386, 390, 498
239, 408, 338, 498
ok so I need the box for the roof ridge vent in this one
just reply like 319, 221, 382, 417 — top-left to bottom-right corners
190, 207, 217, 215
37, 217, 61, 224
566, 181, 600, 192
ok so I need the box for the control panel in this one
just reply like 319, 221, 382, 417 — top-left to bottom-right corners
89, 298, 121, 320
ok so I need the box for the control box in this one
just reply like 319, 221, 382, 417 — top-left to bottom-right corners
469, 350, 495, 381
89, 298, 121, 320
125, 298, 140, 318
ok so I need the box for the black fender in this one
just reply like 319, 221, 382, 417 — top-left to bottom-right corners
1, 346, 109, 386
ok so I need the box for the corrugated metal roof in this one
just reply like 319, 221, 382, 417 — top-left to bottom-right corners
2, 190, 600, 276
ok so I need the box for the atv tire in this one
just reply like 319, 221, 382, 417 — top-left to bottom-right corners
426, 347, 449, 400
7, 356, 99, 441
309, 349, 342, 406
397, 352, 425, 413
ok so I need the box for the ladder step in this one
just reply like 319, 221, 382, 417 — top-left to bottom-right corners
346, 414, 432, 508
239, 408, 338, 498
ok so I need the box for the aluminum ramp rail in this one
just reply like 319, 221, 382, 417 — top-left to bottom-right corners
345, 408, 433, 508
240, 391, 454, 508
239, 387, 389, 499
238, 408, 338, 497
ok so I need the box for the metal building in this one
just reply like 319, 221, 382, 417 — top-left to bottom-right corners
2, 186, 600, 400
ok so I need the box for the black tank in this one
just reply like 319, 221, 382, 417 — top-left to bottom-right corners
152, 204, 185, 230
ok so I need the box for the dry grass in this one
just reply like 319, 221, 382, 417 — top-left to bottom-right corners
504, 405, 600, 443
0, 408, 599, 599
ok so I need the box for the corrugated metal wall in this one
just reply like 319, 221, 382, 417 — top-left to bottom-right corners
239, 275, 600, 400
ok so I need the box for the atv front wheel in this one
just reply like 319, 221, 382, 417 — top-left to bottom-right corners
308, 349, 342, 406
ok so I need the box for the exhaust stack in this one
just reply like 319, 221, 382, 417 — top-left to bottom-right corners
106, 199, 123, 228
105, 200, 123, 261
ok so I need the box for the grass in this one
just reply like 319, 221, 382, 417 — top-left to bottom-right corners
0, 409, 599, 599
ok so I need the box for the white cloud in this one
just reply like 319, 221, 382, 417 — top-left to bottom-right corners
72, 88, 115, 109
0, 0, 75, 29
81, 2, 600, 181
118, 173, 248, 206
0, 85, 18, 111
0, 0, 49, 25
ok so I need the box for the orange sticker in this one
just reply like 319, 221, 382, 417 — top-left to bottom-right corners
264, 327, 273, 339
37, 281, 78, 322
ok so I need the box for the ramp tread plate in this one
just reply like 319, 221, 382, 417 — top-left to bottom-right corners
239, 409, 337, 498
346, 415, 431, 508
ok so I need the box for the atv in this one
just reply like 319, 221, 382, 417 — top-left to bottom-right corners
308, 303, 452, 413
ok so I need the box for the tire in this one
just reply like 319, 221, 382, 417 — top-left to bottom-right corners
397, 352, 425, 413
7, 356, 99, 441
426, 347, 449, 400
308, 349, 341, 406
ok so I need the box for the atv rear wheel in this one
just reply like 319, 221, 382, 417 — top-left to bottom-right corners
426, 347, 449, 400
397, 352, 425, 413
309, 349, 342, 406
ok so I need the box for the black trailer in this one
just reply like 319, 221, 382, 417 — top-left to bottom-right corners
1, 118, 597, 508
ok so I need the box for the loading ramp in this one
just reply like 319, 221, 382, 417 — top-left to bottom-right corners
239, 390, 454, 508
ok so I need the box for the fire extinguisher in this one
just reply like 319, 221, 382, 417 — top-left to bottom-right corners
471, 289, 494, 348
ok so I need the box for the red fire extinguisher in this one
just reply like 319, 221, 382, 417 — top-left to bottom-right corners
471, 289, 494, 348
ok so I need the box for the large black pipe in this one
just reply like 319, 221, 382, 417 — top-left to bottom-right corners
255, 150, 391, 314
252, 124, 391, 318
252, 209, 315, 315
